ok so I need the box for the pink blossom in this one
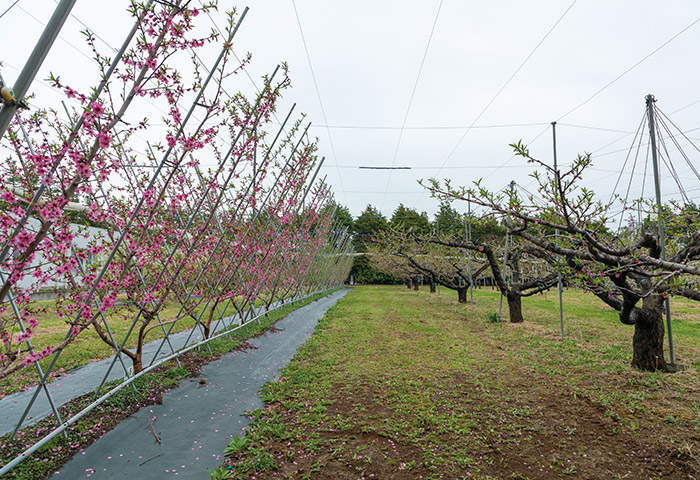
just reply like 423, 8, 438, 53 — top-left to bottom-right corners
14, 230, 34, 250
90, 101, 105, 116
22, 353, 38, 367
1, 190, 16, 203
97, 131, 112, 149
76, 162, 91, 178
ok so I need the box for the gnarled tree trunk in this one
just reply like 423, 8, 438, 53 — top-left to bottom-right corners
631, 296, 669, 372
457, 287, 467, 303
506, 291, 523, 323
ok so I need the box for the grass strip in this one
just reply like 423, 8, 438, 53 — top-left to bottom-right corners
215, 285, 699, 480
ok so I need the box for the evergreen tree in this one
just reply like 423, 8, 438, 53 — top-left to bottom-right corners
390, 204, 431, 234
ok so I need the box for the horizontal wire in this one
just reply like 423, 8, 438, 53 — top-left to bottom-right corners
323, 164, 534, 170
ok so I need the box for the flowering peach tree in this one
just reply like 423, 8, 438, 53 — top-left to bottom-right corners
0, 0, 349, 380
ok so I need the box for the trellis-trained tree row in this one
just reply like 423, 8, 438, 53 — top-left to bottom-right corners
0, 0, 352, 464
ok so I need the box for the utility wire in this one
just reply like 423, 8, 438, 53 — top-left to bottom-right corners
557, 123, 634, 134
557, 14, 700, 122
655, 108, 700, 182
483, 13, 700, 186
441, 2, 577, 168
291, 0, 347, 205
670, 97, 700, 116
327, 164, 533, 170
51, 0, 118, 53
0, 0, 20, 20
17, 5, 97, 64
414, 0, 578, 206
381, 0, 444, 211
608, 110, 647, 206
294, 122, 549, 130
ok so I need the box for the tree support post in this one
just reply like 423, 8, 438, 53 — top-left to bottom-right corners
646, 94, 675, 366
552, 121, 565, 338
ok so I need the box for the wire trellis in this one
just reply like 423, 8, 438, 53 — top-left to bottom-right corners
0, 2, 353, 475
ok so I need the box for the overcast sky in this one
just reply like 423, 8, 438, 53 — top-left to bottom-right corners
3, 0, 700, 224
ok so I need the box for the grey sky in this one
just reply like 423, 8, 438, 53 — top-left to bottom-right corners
2, 0, 700, 222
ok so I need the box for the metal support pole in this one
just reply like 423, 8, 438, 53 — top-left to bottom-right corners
0, 0, 77, 139
0, 1, 152, 268
646, 94, 675, 366
145, 116, 308, 366
552, 121, 565, 338
0, 273, 66, 439
436, 218, 440, 296
466, 199, 473, 305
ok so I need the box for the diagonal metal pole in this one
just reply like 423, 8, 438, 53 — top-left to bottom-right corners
255, 165, 328, 309
224, 128, 315, 315
206, 131, 315, 328
0, 1, 153, 266
86, 12, 255, 391
142, 100, 298, 366
0, 272, 67, 439
0, 0, 77, 139
61, 100, 183, 371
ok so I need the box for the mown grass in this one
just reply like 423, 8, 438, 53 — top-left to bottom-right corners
216, 285, 700, 480
0, 290, 334, 480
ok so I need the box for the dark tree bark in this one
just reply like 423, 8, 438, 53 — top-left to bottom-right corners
413, 277, 419, 291
506, 291, 523, 323
429, 275, 436, 293
506, 254, 524, 323
631, 297, 669, 372
458, 286, 467, 303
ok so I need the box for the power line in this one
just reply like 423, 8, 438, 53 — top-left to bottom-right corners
17, 5, 96, 65
670, 98, 700, 116
467, 12, 700, 187
359, 166, 411, 170
50, 0, 118, 54
442, 1, 578, 166
381, 0, 444, 211
291, 0, 347, 206
299, 121, 549, 130
325, 163, 534, 170
556, 123, 635, 134
414, 0, 578, 206
345, 190, 424, 194
481, 125, 552, 182
557, 14, 700, 122
0, 0, 20, 20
